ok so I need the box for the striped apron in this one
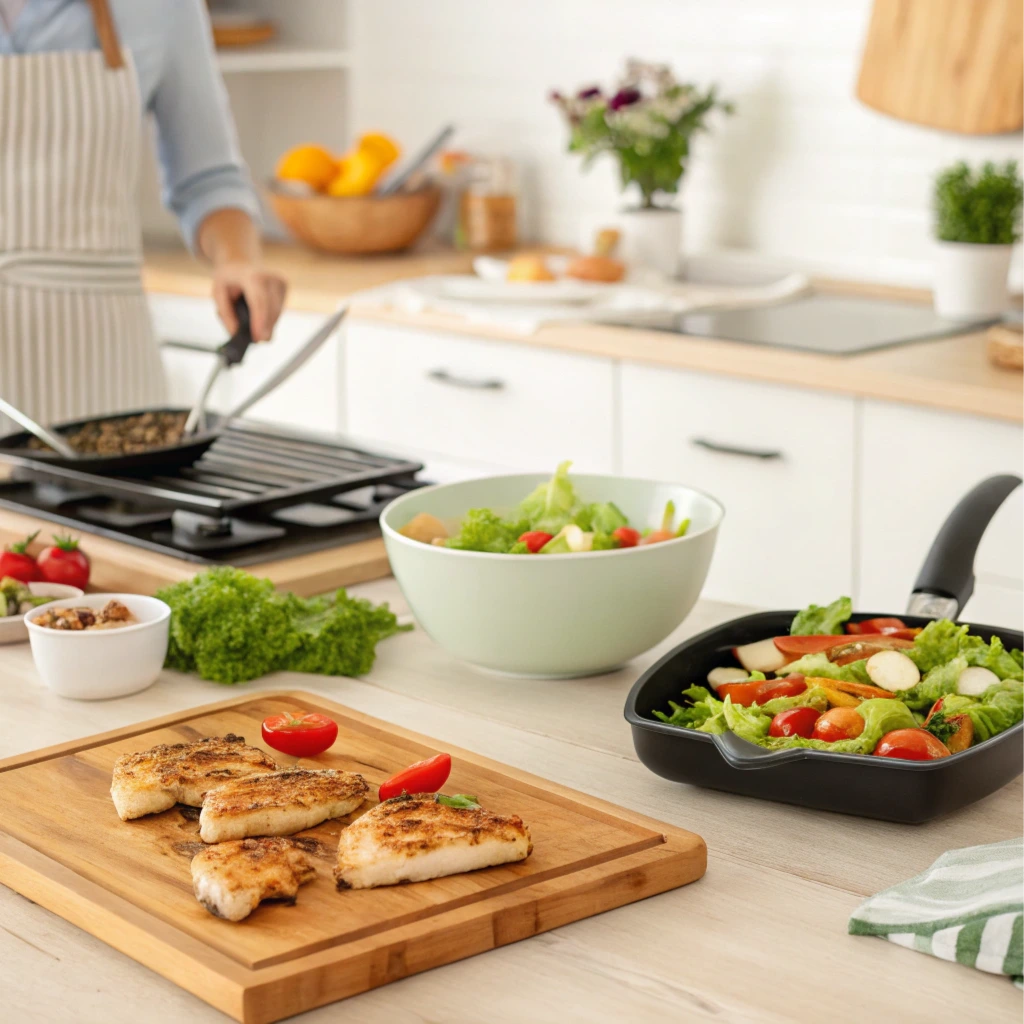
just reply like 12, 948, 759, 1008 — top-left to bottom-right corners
0, 0, 165, 437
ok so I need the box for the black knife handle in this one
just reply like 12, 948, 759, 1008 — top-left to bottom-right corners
911, 474, 1022, 615
219, 296, 253, 366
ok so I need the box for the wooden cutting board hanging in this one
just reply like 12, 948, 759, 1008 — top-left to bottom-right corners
856, 0, 1024, 134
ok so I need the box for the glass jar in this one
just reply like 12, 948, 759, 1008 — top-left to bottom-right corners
458, 158, 518, 251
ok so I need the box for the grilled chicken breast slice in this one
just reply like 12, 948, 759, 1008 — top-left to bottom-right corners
335, 794, 532, 890
110, 734, 278, 821
191, 838, 317, 922
199, 767, 369, 843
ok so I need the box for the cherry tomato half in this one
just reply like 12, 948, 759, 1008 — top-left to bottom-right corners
812, 707, 865, 742
612, 526, 641, 548
261, 712, 339, 758
379, 752, 452, 802
873, 728, 951, 761
769, 706, 821, 738
518, 531, 553, 554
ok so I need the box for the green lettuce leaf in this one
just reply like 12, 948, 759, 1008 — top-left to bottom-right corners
898, 655, 967, 711
653, 685, 721, 728
776, 652, 871, 685
906, 619, 971, 674
790, 597, 852, 636
516, 460, 578, 534
591, 532, 620, 551
721, 698, 772, 743
963, 635, 1024, 681
574, 501, 628, 534
445, 509, 529, 553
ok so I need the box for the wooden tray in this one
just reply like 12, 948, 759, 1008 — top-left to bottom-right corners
0, 691, 706, 1023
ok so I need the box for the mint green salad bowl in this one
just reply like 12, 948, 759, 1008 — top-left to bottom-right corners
381, 474, 724, 678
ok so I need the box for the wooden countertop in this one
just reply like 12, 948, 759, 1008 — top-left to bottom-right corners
2, 580, 1021, 1023
143, 244, 1024, 423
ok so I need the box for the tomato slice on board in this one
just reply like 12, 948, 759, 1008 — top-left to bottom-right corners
378, 752, 453, 801
261, 712, 339, 758
873, 729, 951, 761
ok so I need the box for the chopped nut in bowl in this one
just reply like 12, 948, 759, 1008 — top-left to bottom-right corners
25, 593, 170, 700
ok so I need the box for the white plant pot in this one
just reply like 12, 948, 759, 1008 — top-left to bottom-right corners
933, 241, 1013, 321
618, 207, 683, 278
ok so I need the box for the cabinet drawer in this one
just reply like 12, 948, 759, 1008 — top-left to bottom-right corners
151, 296, 341, 435
343, 322, 615, 471
859, 400, 1023, 615
620, 365, 856, 607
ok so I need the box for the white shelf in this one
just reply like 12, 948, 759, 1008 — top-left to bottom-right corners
217, 44, 351, 74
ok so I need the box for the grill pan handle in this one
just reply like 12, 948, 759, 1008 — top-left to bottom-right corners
711, 730, 810, 769
909, 474, 1022, 617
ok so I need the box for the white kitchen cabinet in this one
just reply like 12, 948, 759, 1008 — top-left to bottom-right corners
858, 400, 1023, 627
150, 295, 342, 435
620, 365, 856, 607
343, 321, 616, 473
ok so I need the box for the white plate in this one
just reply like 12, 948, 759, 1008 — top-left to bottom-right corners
0, 582, 84, 644
420, 274, 606, 305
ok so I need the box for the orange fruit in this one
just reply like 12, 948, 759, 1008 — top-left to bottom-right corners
358, 133, 401, 169
275, 144, 339, 192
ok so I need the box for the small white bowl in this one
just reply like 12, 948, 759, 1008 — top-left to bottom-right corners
0, 582, 84, 645
25, 593, 171, 700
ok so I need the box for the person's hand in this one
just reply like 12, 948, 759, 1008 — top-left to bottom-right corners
211, 263, 288, 341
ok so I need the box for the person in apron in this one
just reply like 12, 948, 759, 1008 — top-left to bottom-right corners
0, 0, 287, 435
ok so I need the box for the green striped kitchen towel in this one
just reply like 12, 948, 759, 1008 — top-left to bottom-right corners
849, 837, 1023, 985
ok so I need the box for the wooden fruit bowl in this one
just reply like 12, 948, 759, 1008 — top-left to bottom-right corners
267, 184, 441, 255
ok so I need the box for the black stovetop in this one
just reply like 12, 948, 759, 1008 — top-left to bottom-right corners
0, 422, 425, 565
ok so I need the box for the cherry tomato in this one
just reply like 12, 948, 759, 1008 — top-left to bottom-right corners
261, 712, 339, 757
612, 526, 641, 548
379, 752, 452, 801
770, 706, 822, 738
0, 531, 41, 583
873, 728, 951, 761
812, 707, 865, 742
36, 534, 90, 589
517, 530, 553, 554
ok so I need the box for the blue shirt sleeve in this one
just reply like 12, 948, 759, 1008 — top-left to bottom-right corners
150, 0, 261, 251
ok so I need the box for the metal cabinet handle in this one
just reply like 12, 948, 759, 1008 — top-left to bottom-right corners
427, 369, 505, 391
691, 437, 783, 460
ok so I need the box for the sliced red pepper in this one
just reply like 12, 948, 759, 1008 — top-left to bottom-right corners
517, 531, 553, 554
378, 752, 452, 802
774, 634, 856, 655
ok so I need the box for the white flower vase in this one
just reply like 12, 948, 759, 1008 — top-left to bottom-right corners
933, 241, 1013, 321
618, 207, 683, 279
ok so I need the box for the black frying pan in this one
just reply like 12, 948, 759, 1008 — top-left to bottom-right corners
625, 475, 1023, 823
0, 301, 347, 475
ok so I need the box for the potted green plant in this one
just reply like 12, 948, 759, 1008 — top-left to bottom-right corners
933, 161, 1022, 320
550, 60, 732, 277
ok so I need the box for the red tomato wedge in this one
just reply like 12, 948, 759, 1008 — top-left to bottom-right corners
261, 712, 338, 757
773, 634, 851, 655
612, 526, 641, 548
517, 530, 553, 553
769, 706, 821, 738
378, 752, 452, 801
873, 729, 951, 761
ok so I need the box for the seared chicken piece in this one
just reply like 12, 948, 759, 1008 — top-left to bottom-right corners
335, 794, 532, 890
191, 838, 316, 922
110, 734, 278, 821
199, 767, 369, 843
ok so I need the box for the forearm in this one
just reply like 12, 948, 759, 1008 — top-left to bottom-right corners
196, 208, 262, 267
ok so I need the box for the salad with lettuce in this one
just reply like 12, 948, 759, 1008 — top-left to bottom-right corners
654, 596, 1023, 760
398, 462, 689, 554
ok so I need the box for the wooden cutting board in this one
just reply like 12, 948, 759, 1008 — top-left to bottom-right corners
0, 691, 706, 1023
856, 0, 1024, 134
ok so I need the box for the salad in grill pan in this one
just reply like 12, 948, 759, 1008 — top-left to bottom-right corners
654, 597, 1024, 760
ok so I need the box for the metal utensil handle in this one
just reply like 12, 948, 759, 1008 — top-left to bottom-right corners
223, 305, 348, 422
909, 473, 1022, 617
0, 396, 78, 459
427, 368, 505, 391
378, 124, 455, 195
691, 437, 783, 460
